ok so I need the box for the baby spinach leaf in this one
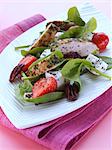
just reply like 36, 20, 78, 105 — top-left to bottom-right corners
19, 80, 32, 95
107, 65, 112, 70
15, 45, 30, 51
51, 59, 69, 71
95, 55, 112, 70
52, 49, 64, 59
15, 81, 32, 101
61, 59, 83, 89
82, 17, 97, 38
15, 73, 33, 101
67, 7, 85, 26
24, 92, 65, 104
61, 58, 112, 94
61, 59, 82, 77
84, 17, 97, 33
21, 47, 47, 57
59, 17, 97, 39
59, 26, 84, 39
15, 84, 24, 101
22, 74, 45, 83
80, 59, 111, 80
96, 56, 112, 64
89, 67, 112, 80
82, 59, 112, 80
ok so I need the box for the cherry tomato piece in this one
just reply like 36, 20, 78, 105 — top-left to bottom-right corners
92, 32, 109, 52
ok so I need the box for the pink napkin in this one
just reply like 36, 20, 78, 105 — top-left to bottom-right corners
0, 14, 45, 53
0, 14, 112, 150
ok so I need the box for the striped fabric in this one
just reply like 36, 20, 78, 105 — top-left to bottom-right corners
0, 14, 45, 53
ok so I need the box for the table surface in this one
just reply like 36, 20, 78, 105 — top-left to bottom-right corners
0, 0, 111, 150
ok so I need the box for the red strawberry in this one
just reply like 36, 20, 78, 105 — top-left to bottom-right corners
19, 55, 37, 71
9, 55, 37, 82
32, 77, 57, 98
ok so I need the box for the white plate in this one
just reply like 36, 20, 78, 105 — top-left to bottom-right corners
0, 2, 112, 129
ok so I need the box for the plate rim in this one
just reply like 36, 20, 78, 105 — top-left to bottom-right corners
0, 2, 112, 129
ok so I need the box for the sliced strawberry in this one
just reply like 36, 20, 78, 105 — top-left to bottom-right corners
9, 55, 37, 82
19, 55, 37, 71
32, 77, 57, 98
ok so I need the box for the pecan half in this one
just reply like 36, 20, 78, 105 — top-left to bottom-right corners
9, 64, 24, 82
65, 81, 79, 101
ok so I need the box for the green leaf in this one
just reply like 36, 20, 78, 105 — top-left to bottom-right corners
24, 92, 65, 104
15, 81, 32, 101
67, 7, 85, 26
15, 84, 24, 101
79, 17, 97, 39
59, 26, 84, 39
53, 50, 64, 59
15, 73, 33, 101
21, 47, 47, 57
107, 65, 112, 70
20, 80, 32, 94
61, 59, 83, 89
61, 58, 112, 94
82, 59, 112, 80
96, 56, 112, 64
59, 17, 97, 39
15, 45, 30, 50
61, 59, 82, 77
95, 55, 112, 70
89, 67, 112, 80
22, 74, 45, 83
84, 17, 97, 33
82, 59, 93, 68
51, 59, 69, 71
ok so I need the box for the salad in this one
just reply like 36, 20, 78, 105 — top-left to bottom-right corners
9, 7, 112, 104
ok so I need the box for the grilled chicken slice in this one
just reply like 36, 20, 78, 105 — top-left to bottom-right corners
30, 23, 59, 49
51, 38, 99, 57
46, 21, 75, 31
28, 60, 50, 77
27, 53, 61, 77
